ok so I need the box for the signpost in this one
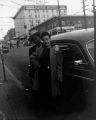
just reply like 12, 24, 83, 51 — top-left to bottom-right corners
0, 45, 7, 84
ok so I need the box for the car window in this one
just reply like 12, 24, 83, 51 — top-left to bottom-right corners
55, 43, 87, 66
86, 40, 94, 61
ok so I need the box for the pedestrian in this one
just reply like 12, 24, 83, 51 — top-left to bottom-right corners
17, 39, 20, 48
23, 32, 42, 91
9, 40, 14, 49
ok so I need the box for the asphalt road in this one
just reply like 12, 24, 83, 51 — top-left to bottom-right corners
0, 44, 96, 120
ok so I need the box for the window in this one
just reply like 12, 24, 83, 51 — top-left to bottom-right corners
34, 10, 36, 13
38, 20, 40, 24
36, 20, 38, 23
62, 21, 65, 26
35, 15, 37, 18
43, 10, 45, 13
55, 43, 87, 67
37, 9, 39, 13
43, 14, 45, 18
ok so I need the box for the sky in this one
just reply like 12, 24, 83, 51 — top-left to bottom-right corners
0, 0, 94, 39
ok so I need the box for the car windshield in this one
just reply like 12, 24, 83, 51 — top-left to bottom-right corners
86, 40, 94, 61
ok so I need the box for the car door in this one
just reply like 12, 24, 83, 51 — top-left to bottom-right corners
54, 41, 94, 109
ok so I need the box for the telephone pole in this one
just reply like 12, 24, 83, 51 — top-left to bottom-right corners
57, 0, 62, 33
93, 0, 96, 78
82, 0, 87, 29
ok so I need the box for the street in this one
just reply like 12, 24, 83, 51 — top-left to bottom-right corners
0, 45, 96, 120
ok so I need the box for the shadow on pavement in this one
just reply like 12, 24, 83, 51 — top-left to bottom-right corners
25, 92, 86, 119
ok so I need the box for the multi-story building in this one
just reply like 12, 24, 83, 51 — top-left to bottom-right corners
13, 5, 67, 38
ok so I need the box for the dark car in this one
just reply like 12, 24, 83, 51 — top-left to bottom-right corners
50, 28, 94, 109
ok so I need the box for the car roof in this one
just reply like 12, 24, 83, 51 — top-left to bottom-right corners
51, 28, 94, 45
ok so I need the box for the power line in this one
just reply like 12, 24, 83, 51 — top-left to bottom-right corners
0, 17, 13, 19
10, 1, 22, 6
0, 3, 20, 9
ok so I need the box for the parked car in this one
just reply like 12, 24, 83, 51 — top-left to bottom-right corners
50, 28, 94, 109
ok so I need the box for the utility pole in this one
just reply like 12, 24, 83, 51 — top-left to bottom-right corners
93, 0, 96, 78
82, 0, 87, 29
57, 0, 62, 33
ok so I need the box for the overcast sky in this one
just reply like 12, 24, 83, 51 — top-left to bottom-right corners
0, 0, 94, 39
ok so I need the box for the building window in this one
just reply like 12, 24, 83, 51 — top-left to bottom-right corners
43, 14, 45, 18
35, 15, 37, 18
62, 21, 65, 26
38, 20, 40, 24
46, 10, 48, 13
38, 15, 40, 18
47, 14, 49, 18
34, 10, 36, 13
36, 20, 37, 23
54, 22, 57, 27
37, 9, 39, 13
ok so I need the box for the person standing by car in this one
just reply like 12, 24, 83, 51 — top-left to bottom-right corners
32, 31, 51, 96
17, 39, 20, 48
24, 32, 42, 91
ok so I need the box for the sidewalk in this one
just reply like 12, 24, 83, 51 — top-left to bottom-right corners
0, 60, 17, 120
0, 58, 21, 120
0, 58, 37, 120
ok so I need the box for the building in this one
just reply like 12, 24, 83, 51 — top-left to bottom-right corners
4, 28, 16, 41
29, 15, 94, 35
13, 5, 67, 38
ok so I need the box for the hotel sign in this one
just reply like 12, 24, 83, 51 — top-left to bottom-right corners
26, 5, 67, 10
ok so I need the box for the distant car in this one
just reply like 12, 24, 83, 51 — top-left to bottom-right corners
2, 45, 9, 53
23, 41, 31, 47
50, 28, 94, 105
0, 42, 2, 50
